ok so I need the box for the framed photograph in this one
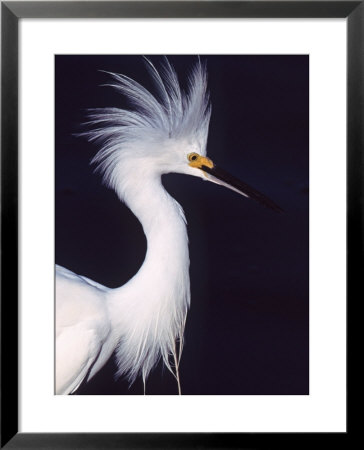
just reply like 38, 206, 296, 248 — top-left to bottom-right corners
1, 1, 355, 448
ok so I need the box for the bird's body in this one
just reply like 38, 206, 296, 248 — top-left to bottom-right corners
56, 173, 189, 394
56, 57, 281, 395
56, 265, 111, 394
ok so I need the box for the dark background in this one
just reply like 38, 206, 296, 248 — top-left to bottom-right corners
55, 55, 309, 395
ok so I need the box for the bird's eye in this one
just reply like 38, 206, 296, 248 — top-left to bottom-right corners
188, 153, 199, 162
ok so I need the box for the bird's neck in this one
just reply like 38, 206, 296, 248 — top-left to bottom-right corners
121, 174, 188, 262
109, 174, 191, 383
126, 177, 189, 291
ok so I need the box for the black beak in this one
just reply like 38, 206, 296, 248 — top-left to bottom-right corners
201, 164, 283, 213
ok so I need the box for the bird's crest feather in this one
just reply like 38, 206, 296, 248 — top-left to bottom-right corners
80, 57, 211, 189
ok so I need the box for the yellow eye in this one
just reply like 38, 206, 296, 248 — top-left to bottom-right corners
187, 152, 199, 162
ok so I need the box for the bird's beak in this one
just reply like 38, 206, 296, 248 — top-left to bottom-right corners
189, 154, 283, 213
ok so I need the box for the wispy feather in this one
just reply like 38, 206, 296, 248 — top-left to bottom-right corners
81, 57, 211, 193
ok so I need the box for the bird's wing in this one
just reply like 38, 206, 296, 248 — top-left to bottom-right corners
55, 264, 109, 292
56, 265, 111, 394
56, 323, 103, 394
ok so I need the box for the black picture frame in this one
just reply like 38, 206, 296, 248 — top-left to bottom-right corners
1, 1, 357, 448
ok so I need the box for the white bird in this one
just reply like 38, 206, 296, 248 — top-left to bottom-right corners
56, 57, 281, 395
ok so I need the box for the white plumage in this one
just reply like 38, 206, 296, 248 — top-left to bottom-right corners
56, 58, 211, 394
56, 57, 280, 395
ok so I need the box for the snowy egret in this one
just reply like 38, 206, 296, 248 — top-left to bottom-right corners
56, 57, 281, 395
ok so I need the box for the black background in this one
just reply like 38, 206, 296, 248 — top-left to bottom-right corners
56, 55, 308, 395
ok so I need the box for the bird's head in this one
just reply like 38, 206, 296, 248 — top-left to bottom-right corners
82, 57, 281, 212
